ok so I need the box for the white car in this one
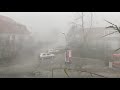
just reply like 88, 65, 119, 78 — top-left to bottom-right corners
39, 53, 55, 60
47, 49, 59, 54
47, 49, 54, 53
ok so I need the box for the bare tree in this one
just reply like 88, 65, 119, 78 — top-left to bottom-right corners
71, 12, 86, 43
84, 12, 93, 43
102, 20, 120, 52
73, 12, 93, 41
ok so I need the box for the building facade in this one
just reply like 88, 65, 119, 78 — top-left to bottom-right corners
0, 15, 30, 59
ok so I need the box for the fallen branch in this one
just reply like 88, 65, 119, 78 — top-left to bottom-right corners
64, 68, 70, 78
52, 68, 108, 78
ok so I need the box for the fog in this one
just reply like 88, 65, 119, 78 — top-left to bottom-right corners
1, 12, 120, 45
0, 12, 120, 78
0, 12, 71, 32
1, 12, 120, 37
1, 12, 120, 31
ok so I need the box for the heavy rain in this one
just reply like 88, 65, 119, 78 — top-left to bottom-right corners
0, 12, 120, 78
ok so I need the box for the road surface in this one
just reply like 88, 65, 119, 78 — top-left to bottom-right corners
0, 48, 120, 78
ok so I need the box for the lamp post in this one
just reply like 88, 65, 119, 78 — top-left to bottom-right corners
62, 32, 67, 49
61, 32, 72, 67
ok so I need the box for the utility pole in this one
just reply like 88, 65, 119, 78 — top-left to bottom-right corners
86, 12, 93, 46
90, 12, 93, 30
81, 12, 85, 42
81, 12, 84, 33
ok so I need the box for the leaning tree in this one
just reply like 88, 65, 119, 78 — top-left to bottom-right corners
102, 20, 120, 52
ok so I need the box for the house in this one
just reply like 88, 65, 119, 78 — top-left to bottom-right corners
0, 15, 30, 59
67, 25, 120, 60
67, 26, 120, 48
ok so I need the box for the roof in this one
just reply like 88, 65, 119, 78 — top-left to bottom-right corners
0, 15, 30, 34
0, 15, 16, 23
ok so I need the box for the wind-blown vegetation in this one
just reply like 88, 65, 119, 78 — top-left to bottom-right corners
102, 20, 120, 52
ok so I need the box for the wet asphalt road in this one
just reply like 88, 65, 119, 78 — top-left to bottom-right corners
0, 48, 120, 78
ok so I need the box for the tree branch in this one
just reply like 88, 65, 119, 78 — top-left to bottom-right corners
101, 31, 118, 38
104, 19, 120, 33
115, 47, 120, 52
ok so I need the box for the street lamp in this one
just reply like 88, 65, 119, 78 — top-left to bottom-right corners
61, 32, 72, 67
61, 32, 67, 49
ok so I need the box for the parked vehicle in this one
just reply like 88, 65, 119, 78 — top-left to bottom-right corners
47, 49, 54, 53
39, 53, 55, 60
47, 49, 59, 54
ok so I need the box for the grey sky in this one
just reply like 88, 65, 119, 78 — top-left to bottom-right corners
1, 12, 120, 46
0, 12, 120, 34
93, 12, 120, 27
0, 12, 72, 34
